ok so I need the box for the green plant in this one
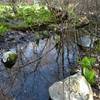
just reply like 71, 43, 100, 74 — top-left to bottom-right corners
83, 68, 96, 85
80, 56, 96, 85
0, 4, 56, 30
80, 57, 96, 69
0, 25, 8, 36
17, 5, 55, 25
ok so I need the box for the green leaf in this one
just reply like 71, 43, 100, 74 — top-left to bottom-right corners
83, 68, 96, 85
81, 57, 91, 68
80, 57, 96, 69
89, 57, 96, 66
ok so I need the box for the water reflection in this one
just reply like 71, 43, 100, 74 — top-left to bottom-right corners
0, 37, 78, 100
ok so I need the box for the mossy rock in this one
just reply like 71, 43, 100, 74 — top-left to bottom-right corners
2, 51, 17, 68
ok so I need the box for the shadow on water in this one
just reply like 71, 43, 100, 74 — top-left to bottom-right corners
0, 37, 78, 100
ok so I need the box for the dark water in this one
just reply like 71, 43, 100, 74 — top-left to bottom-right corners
0, 38, 78, 100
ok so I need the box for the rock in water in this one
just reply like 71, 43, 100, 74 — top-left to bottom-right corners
49, 73, 93, 100
1, 51, 17, 68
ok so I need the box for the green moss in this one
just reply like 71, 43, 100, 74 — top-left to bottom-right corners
2, 51, 17, 68
17, 5, 55, 25
8, 53, 17, 62
0, 5, 55, 30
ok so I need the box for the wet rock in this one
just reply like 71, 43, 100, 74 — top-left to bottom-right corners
1, 51, 17, 68
49, 73, 93, 100
78, 35, 97, 49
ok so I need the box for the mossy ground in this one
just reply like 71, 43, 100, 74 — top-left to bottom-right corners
0, 4, 56, 36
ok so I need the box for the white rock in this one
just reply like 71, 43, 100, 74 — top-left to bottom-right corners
49, 73, 93, 100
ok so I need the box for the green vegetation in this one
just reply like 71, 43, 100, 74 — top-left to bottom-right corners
80, 57, 96, 85
0, 4, 56, 30
19, 5, 55, 25
0, 24, 8, 36
0, 3, 87, 37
